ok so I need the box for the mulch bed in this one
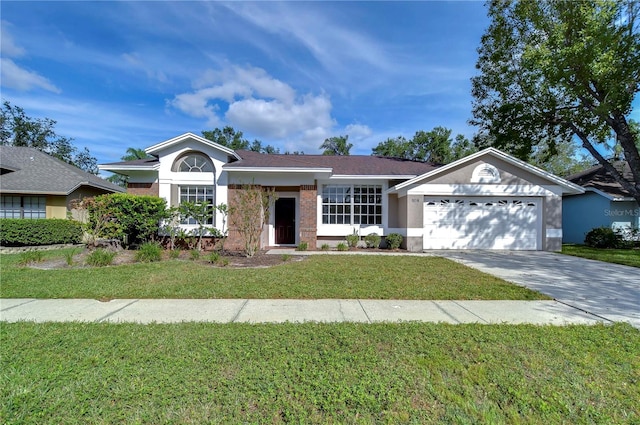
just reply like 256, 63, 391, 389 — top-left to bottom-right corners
28, 249, 306, 270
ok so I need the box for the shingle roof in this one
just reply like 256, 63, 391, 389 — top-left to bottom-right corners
566, 161, 636, 199
226, 150, 439, 176
99, 157, 160, 168
0, 146, 124, 195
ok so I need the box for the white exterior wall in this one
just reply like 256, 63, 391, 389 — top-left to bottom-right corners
155, 140, 230, 231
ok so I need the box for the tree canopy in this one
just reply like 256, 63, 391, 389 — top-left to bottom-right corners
202, 126, 279, 154
371, 127, 477, 164
0, 101, 98, 174
320, 135, 352, 156
471, 0, 640, 202
107, 147, 152, 187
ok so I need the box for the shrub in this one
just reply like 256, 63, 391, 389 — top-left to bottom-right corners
86, 249, 117, 267
385, 233, 403, 250
168, 249, 181, 259
320, 243, 330, 251
281, 254, 291, 262
80, 193, 167, 247
584, 227, 626, 249
345, 230, 359, 248
64, 248, 80, 266
189, 249, 200, 261
296, 241, 308, 251
207, 251, 220, 264
135, 242, 163, 263
337, 242, 349, 251
18, 251, 44, 266
364, 233, 381, 249
0, 219, 82, 247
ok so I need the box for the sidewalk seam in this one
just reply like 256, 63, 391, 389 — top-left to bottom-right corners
95, 299, 140, 323
553, 299, 614, 324
357, 300, 372, 323
452, 301, 489, 324
0, 299, 37, 312
230, 299, 249, 323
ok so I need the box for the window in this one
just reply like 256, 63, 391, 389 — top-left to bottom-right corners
322, 185, 382, 225
0, 195, 46, 219
180, 186, 214, 225
174, 153, 213, 172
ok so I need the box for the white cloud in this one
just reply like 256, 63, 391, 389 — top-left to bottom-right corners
171, 65, 336, 148
1, 21, 25, 57
122, 52, 169, 84
0, 58, 61, 94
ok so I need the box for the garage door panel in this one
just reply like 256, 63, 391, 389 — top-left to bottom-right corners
423, 197, 540, 250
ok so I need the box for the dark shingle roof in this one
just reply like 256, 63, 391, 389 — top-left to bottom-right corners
0, 146, 124, 195
566, 161, 636, 199
226, 150, 439, 176
99, 157, 159, 168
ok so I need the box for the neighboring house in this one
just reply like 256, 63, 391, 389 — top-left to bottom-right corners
99, 133, 583, 252
563, 161, 639, 244
0, 146, 124, 220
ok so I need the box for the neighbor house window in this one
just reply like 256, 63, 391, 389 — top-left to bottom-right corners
180, 186, 214, 225
322, 185, 382, 225
0, 195, 46, 219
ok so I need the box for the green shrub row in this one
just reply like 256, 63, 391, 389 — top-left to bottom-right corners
0, 219, 83, 247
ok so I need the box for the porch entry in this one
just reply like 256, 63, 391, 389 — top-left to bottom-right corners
275, 198, 296, 244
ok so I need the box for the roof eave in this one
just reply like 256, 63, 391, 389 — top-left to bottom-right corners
224, 166, 333, 173
145, 132, 241, 160
389, 148, 585, 195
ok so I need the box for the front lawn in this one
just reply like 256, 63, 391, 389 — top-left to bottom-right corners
562, 244, 640, 268
0, 249, 547, 300
2, 322, 638, 424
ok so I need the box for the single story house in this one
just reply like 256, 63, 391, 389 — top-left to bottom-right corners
563, 161, 639, 244
0, 146, 124, 219
99, 133, 583, 251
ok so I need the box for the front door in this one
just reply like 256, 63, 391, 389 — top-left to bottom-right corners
275, 198, 296, 244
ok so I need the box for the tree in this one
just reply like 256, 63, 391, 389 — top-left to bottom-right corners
202, 126, 279, 153
228, 184, 277, 257
371, 127, 477, 163
372, 136, 412, 159
471, 0, 640, 204
1, 101, 99, 174
202, 126, 250, 150
320, 135, 352, 156
107, 147, 152, 187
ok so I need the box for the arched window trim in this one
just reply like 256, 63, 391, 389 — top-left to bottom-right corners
172, 151, 214, 173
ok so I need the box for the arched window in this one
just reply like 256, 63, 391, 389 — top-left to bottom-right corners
173, 152, 213, 172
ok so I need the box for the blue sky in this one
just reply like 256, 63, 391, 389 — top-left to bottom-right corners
2, 1, 491, 164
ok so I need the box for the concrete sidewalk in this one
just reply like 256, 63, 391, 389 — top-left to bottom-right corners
1, 298, 607, 325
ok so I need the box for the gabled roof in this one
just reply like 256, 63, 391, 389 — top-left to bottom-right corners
145, 132, 241, 160
98, 157, 160, 172
0, 146, 124, 195
566, 161, 636, 201
388, 147, 584, 195
225, 150, 438, 178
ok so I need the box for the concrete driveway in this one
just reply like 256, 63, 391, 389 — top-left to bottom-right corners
435, 251, 640, 328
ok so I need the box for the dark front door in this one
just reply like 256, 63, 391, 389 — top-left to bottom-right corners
275, 198, 296, 244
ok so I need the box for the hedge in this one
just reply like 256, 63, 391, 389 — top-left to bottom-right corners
0, 219, 83, 247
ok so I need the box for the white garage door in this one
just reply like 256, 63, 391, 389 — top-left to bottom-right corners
423, 197, 541, 250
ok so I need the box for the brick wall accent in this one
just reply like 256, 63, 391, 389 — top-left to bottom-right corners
299, 185, 317, 249
127, 182, 159, 196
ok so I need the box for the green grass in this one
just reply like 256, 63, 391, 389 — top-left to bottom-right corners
0, 250, 547, 300
2, 322, 638, 424
562, 244, 640, 268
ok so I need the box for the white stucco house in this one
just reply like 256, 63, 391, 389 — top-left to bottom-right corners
99, 132, 584, 251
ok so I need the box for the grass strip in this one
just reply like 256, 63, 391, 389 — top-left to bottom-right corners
562, 245, 640, 268
2, 322, 638, 424
0, 251, 547, 300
